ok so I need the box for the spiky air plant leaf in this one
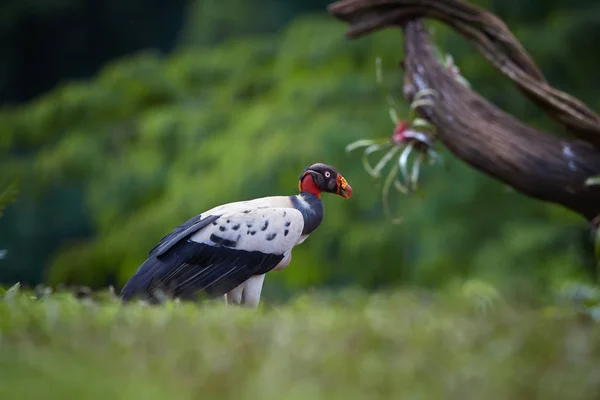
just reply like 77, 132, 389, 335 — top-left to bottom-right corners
381, 160, 403, 224
398, 141, 416, 188
345, 58, 445, 222
345, 139, 391, 178
411, 118, 436, 131
585, 175, 600, 187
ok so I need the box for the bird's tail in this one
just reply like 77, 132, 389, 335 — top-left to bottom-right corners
119, 256, 169, 303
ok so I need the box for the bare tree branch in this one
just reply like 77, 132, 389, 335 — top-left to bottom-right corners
328, 0, 600, 146
328, 0, 600, 222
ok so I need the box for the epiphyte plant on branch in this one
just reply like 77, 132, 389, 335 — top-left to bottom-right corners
428, 26, 471, 89
346, 57, 443, 222
434, 46, 471, 89
330, 0, 600, 252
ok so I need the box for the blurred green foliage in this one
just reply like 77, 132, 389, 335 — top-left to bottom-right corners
1, 0, 599, 300
1, 285, 600, 399
0, 179, 19, 218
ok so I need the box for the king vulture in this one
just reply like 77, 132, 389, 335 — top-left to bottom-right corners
120, 163, 352, 307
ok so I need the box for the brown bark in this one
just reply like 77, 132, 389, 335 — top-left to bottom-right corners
328, 0, 600, 222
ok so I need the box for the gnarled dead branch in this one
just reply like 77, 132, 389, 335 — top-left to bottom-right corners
328, 0, 600, 223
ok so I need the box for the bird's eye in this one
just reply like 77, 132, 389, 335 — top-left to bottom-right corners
324, 171, 331, 178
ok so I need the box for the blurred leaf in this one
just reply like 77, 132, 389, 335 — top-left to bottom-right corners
595, 227, 600, 263
585, 175, 600, 186
0, 287, 599, 398
0, 179, 19, 217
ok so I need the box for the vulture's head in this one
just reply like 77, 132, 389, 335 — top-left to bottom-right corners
298, 163, 352, 199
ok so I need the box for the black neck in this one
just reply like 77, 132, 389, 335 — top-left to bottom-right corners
291, 192, 324, 235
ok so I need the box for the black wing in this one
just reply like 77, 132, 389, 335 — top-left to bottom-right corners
148, 214, 220, 258
120, 216, 284, 303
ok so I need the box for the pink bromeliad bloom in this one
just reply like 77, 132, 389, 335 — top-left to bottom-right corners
391, 120, 434, 149
392, 120, 408, 143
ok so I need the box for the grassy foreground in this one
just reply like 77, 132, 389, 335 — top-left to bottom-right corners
1, 283, 600, 400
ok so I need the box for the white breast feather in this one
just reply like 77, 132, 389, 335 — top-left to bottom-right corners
189, 200, 305, 255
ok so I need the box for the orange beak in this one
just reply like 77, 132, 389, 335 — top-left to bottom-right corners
336, 175, 352, 199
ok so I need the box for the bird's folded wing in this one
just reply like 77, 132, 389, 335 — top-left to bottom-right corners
121, 205, 305, 301
149, 214, 219, 258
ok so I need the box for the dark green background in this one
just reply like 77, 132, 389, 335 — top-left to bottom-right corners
1, 0, 599, 301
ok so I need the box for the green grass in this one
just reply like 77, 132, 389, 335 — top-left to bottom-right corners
1, 283, 600, 400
